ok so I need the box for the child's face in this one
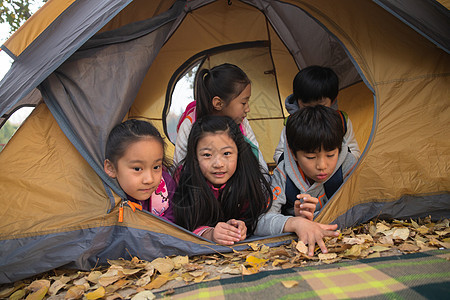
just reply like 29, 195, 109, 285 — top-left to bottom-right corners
218, 84, 251, 124
294, 147, 339, 184
197, 131, 238, 188
298, 97, 333, 108
104, 138, 163, 201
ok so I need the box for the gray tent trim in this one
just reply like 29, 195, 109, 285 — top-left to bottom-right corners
332, 193, 450, 229
373, 0, 450, 54
0, 0, 132, 120
0, 220, 293, 283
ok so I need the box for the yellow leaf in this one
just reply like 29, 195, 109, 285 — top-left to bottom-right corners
367, 252, 381, 259
25, 287, 48, 300
416, 225, 429, 235
370, 245, 391, 252
0, 285, 20, 298
85, 286, 105, 300
171, 255, 189, 269
131, 290, 156, 300
296, 241, 308, 254
203, 275, 221, 282
143, 274, 170, 290
343, 244, 363, 257
87, 271, 102, 284
9, 289, 26, 300
64, 285, 86, 300
410, 219, 420, 229
122, 268, 142, 275
27, 280, 50, 292
260, 245, 270, 254
281, 280, 298, 288
193, 272, 209, 283
245, 255, 268, 269
149, 257, 174, 274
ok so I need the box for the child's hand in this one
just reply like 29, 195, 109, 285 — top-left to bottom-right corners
226, 219, 247, 241
294, 194, 318, 220
204, 221, 245, 245
284, 217, 339, 256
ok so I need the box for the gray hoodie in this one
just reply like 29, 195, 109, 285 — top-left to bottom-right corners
255, 137, 357, 236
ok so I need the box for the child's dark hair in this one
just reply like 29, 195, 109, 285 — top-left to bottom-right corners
105, 119, 170, 168
172, 115, 271, 236
286, 105, 344, 153
196, 63, 250, 119
293, 65, 339, 104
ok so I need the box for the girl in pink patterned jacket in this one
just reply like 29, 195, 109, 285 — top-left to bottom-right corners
104, 119, 175, 222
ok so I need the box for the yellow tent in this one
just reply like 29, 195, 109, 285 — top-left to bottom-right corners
0, 0, 448, 283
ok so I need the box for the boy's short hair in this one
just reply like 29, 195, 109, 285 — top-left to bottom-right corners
293, 65, 339, 103
286, 105, 344, 153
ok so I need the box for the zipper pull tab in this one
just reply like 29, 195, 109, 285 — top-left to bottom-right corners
128, 201, 142, 212
118, 200, 124, 223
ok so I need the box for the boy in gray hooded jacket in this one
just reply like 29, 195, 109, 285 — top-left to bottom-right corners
273, 65, 360, 163
255, 105, 357, 256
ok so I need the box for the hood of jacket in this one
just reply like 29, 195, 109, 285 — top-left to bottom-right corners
285, 94, 339, 115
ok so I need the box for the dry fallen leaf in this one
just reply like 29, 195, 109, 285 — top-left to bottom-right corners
143, 274, 170, 290
296, 241, 308, 254
149, 257, 174, 274
318, 253, 337, 260
281, 280, 299, 288
64, 285, 86, 300
171, 255, 189, 269
85, 286, 106, 300
131, 290, 156, 300
10, 289, 26, 300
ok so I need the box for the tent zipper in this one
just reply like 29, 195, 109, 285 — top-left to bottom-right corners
118, 199, 143, 222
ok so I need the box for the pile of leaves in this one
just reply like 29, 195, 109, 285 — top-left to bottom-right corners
1, 217, 449, 299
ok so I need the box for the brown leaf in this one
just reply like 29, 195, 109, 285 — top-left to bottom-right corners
64, 285, 86, 300
398, 243, 420, 253
98, 275, 120, 287
142, 274, 170, 290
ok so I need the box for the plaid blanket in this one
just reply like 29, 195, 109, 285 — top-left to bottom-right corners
157, 249, 450, 299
